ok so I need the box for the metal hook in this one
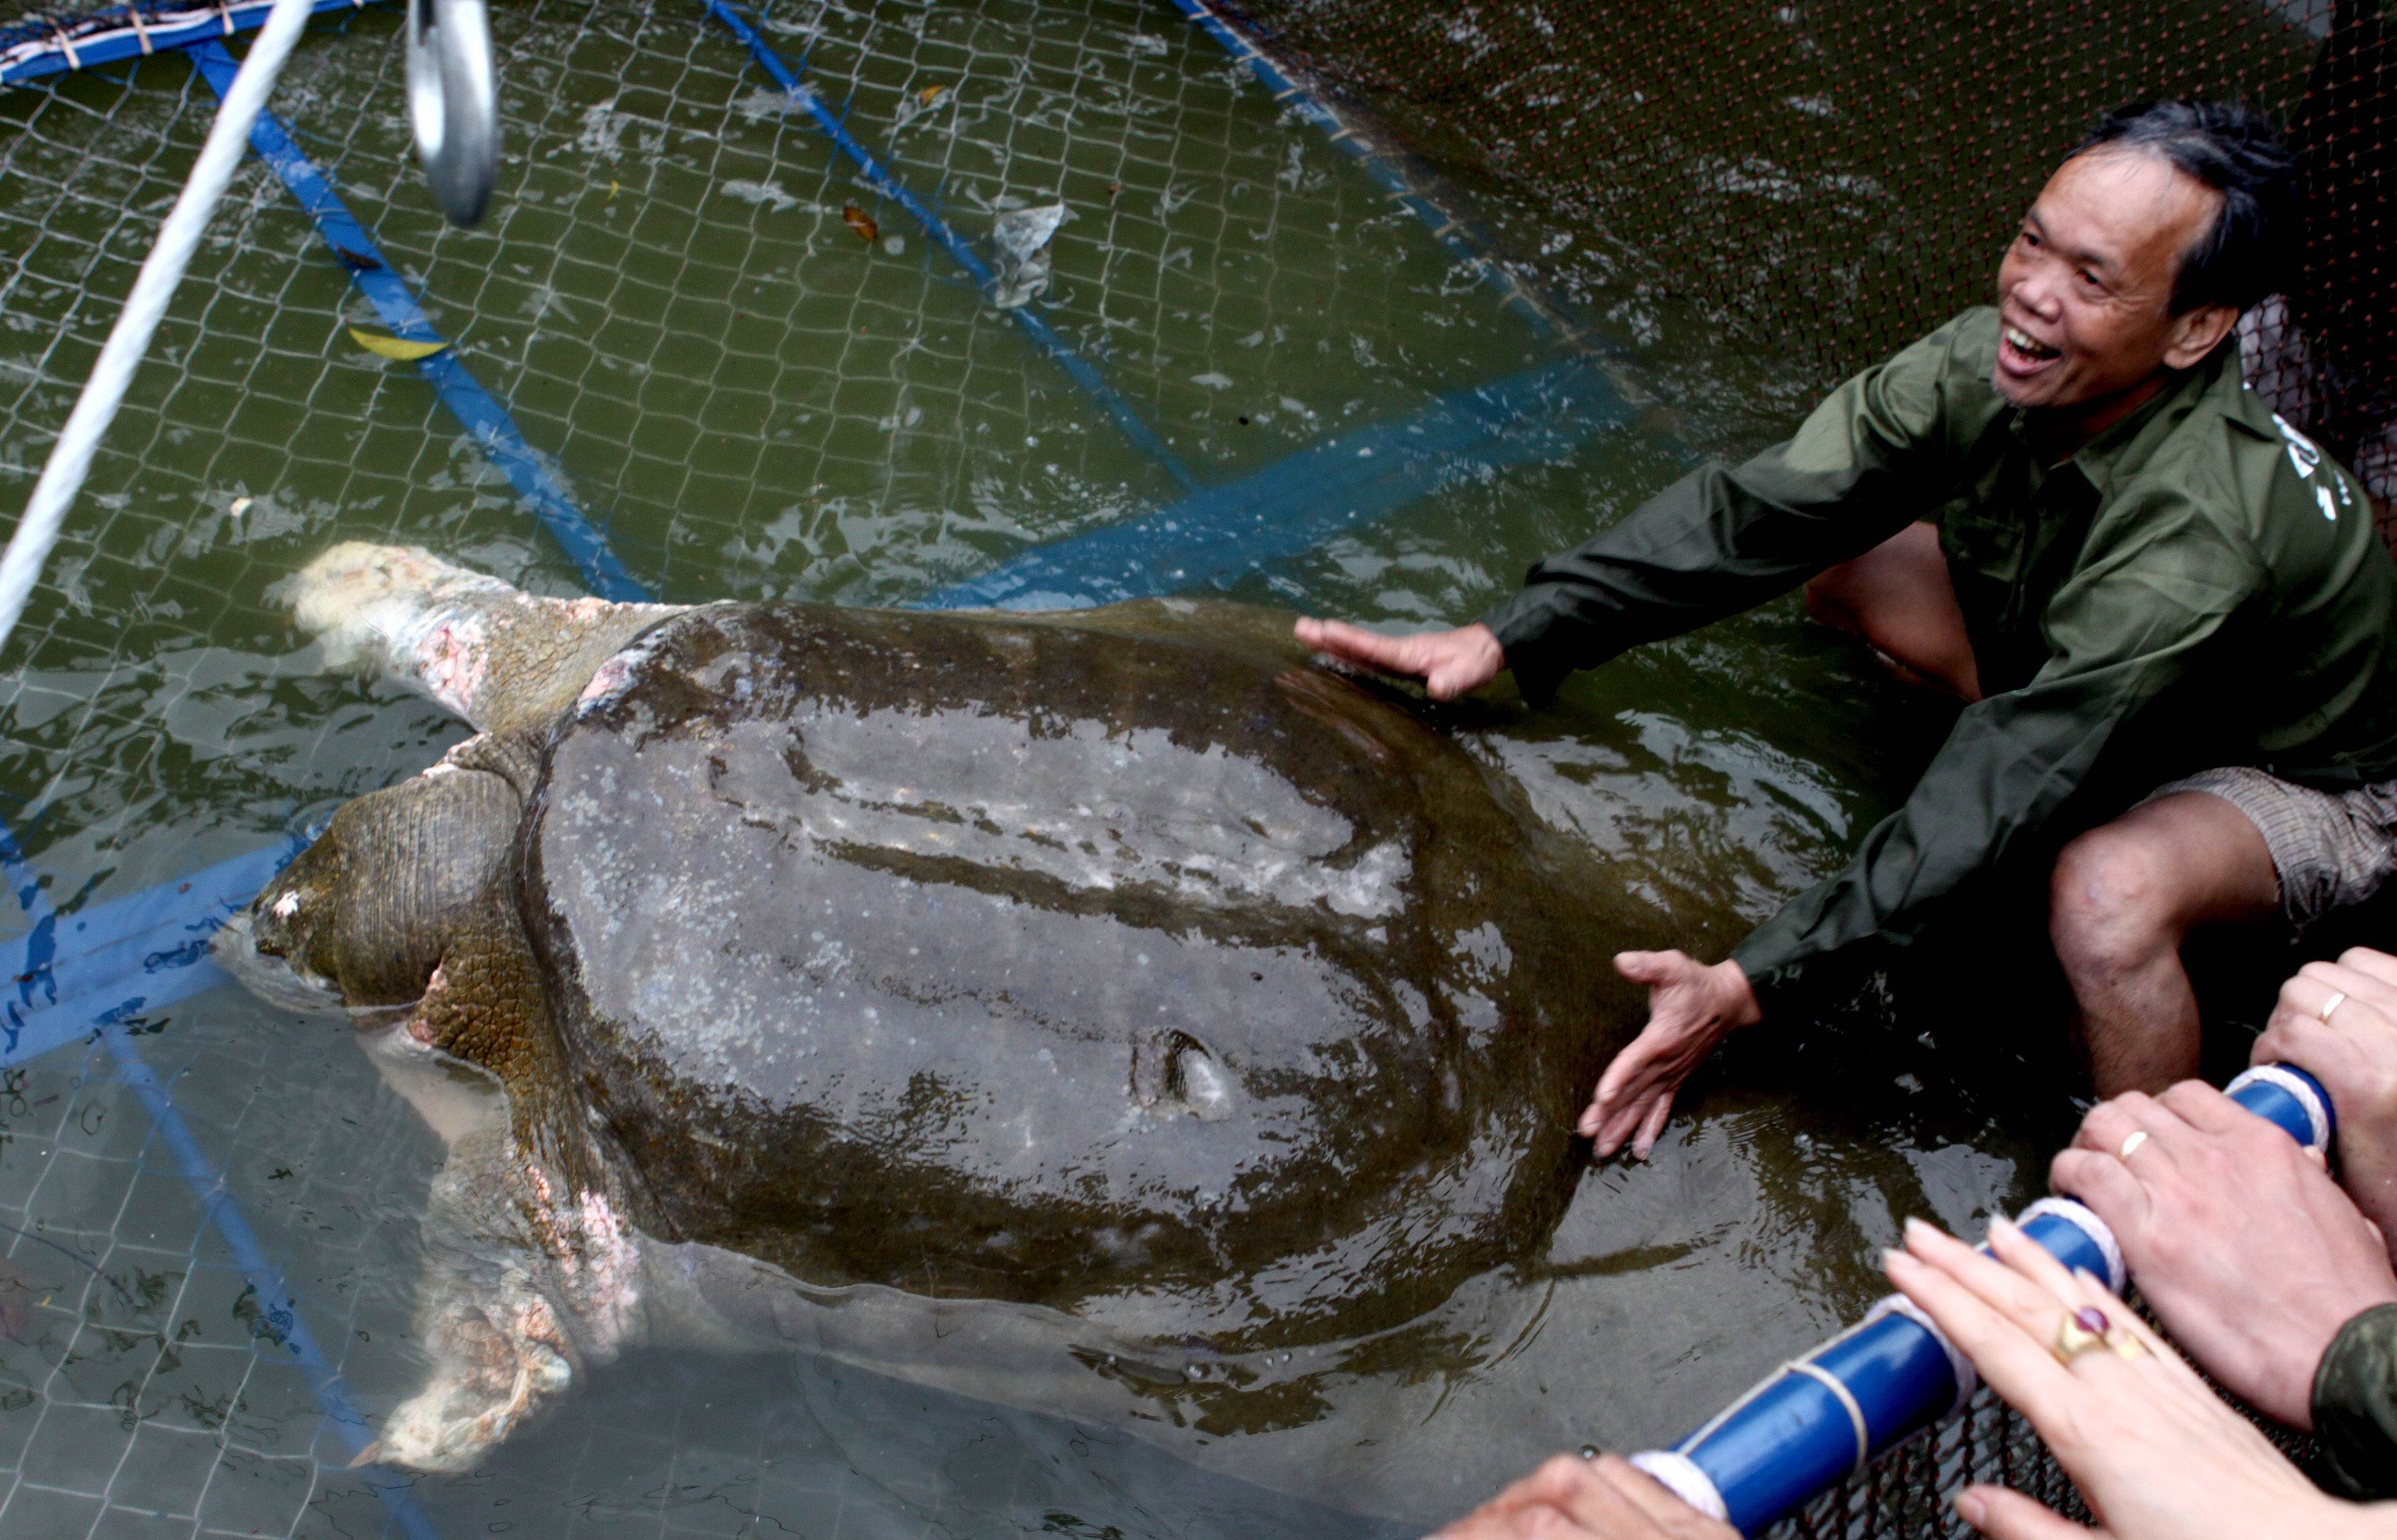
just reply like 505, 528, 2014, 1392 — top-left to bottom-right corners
405, 0, 499, 226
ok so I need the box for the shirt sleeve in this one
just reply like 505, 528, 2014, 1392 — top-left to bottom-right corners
2312, 1301, 2397, 1501
1481, 315, 1979, 703
1728, 487, 2261, 1007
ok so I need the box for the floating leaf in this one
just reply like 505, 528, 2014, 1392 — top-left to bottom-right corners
842, 202, 879, 243
918, 84, 945, 105
346, 327, 449, 362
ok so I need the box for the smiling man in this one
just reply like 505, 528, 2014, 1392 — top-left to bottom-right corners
1297, 100, 2397, 1157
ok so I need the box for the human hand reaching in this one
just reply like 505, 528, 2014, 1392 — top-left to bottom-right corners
2048, 1083, 2397, 1428
1578, 952, 1759, 1160
2255, 947, 2397, 1249
1432, 1452, 1737, 1540
1292, 617, 1505, 701
1884, 1216, 2367, 1540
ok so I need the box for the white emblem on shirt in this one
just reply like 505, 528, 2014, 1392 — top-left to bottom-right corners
2274, 413, 2322, 480
2318, 484, 2339, 523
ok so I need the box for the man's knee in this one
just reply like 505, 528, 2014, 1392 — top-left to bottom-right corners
1802, 566, 1861, 633
2049, 827, 2179, 973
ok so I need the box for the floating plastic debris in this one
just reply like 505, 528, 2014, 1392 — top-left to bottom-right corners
724, 178, 800, 212
732, 85, 809, 123
346, 327, 449, 362
987, 203, 1069, 309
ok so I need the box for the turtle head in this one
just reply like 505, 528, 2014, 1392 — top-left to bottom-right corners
215, 840, 355, 1013
224, 758, 524, 1014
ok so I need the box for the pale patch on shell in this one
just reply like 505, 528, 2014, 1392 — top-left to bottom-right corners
271, 891, 302, 919
578, 654, 633, 705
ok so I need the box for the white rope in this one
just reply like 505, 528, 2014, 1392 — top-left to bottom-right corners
1785, 1357, 1874, 1473
0, 0, 318, 664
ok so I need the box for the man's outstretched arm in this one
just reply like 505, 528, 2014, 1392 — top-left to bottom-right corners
1291, 313, 1990, 706
1577, 483, 2256, 1156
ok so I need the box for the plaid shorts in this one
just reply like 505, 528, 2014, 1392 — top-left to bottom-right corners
2147, 765, 2397, 929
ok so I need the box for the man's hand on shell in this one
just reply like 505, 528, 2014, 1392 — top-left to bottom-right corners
2255, 947, 2397, 1249
2049, 1081, 2397, 1429
1292, 617, 1505, 701
1580, 952, 1760, 1160
1432, 1453, 1736, 1540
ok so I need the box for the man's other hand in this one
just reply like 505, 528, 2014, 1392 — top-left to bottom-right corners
1292, 618, 1504, 701
1579, 953, 1760, 1160
2050, 1081, 2397, 1427
1433, 1453, 1736, 1540
2255, 947, 2397, 1248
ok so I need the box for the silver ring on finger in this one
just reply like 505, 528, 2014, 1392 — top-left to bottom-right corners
2117, 1130, 2147, 1162
2320, 990, 2349, 1025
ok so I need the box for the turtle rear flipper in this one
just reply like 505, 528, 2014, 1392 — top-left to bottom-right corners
274, 542, 683, 735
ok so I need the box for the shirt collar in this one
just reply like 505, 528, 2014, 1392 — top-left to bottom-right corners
2001, 338, 2239, 500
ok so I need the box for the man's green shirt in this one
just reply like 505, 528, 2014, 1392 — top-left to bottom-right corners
1485, 307, 2397, 1006
2316, 1302, 2397, 1501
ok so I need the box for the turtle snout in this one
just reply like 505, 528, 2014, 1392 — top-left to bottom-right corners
250, 869, 320, 963
214, 894, 346, 1014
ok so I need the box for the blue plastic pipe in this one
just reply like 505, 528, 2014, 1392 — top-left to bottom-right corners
1628, 1064, 2338, 1534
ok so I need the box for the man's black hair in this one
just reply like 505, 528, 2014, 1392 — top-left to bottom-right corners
2068, 99, 2297, 314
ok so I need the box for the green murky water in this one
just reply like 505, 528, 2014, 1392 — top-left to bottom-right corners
0, 1, 2074, 1535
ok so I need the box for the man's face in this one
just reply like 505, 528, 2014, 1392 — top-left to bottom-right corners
1993, 149, 2224, 417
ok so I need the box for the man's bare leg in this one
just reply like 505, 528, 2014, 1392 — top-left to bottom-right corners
1804, 521, 1983, 702
2048, 792, 2281, 1094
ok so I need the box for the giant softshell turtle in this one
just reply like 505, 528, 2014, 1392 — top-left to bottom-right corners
223, 543, 1676, 1488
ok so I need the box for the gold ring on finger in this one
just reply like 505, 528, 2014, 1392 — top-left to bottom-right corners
2051, 1304, 2146, 1365
2320, 990, 2349, 1025
2051, 1306, 2108, 1364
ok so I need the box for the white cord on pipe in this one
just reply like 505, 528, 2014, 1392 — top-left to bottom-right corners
0, 0, 320, 665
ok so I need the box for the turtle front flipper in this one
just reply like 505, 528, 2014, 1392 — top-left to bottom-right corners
273, 542, 685, 735
370, 1124, 580, 1471
349, 1049, 646, 1474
